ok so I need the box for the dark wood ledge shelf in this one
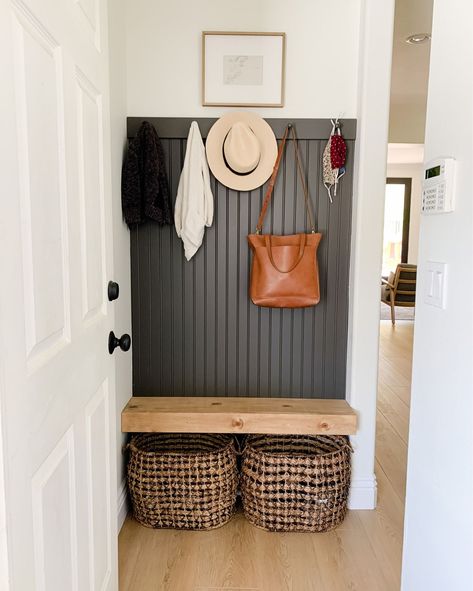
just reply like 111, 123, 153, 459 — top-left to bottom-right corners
121, 396, 357, 435
127, 117, 357, 140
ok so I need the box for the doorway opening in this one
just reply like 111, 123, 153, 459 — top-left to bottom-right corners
382, 178, 412, 276
376, 0, 433, 583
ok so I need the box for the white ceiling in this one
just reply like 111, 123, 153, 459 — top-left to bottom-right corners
389, 0, 434, 143
387, 143, 425, 164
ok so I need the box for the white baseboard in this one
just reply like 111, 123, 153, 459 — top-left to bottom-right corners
117, 479, 128, 532
348, 475, 378, 510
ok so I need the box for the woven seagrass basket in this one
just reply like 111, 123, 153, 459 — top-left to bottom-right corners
241, 434, 352, 533
127, 433, 238, 530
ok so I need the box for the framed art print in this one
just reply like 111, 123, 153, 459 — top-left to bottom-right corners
202, 31, 286, 107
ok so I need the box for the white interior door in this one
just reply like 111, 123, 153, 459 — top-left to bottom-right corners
0, 0, 120, 588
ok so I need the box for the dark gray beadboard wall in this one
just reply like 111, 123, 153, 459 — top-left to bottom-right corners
128, 117, 356, 399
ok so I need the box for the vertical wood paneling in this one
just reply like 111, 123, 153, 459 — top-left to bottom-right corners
183, 237, 194, 396
313, 140, 328, 395
247, 188, 262, 395
204, 177, 218, 394
130, 118, 355, 399
216, 183, 227, 393
226, 189, 238, 394
149, 216, 162, 391
281, 144, 295, 396
159, 139, 173, 394
194, 220, 206, 395
170, 140, 184, 394
335, 154, 354, 396
130, 229, 141, 390
237, 192, 250, 395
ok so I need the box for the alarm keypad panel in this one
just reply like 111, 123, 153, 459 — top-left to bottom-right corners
421, 158, 455, 214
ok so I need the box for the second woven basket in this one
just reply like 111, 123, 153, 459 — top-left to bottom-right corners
241, 434, 352, 533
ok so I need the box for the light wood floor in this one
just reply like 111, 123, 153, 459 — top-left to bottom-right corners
119, 321, 413, 591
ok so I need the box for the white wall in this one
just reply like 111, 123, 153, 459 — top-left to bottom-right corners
108, 0, 132, 531
386, 162, 423, 264
126, 0, 361, 118
401, 0, 473, 588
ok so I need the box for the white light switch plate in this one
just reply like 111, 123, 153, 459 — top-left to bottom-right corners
424, 261, 447, 309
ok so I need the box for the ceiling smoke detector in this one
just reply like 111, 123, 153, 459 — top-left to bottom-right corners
405, 33, 431, 45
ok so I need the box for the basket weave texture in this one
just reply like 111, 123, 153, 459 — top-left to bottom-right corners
241, 435, 351, 532
127, 433, 238, 530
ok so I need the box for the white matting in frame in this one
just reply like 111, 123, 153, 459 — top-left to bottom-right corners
202, 32, 286, 107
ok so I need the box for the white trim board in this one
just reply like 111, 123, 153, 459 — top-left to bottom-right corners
348, 476, 378, 510
0, 380, 11, 590
117, 479, 128, 533
346, 0, 396, 511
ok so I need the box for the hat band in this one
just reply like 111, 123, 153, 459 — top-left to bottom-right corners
222, 130, 261, 176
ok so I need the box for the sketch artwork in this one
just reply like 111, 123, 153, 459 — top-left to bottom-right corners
223, 55, 264, 86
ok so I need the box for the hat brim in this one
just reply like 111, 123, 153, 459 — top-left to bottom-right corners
205, 112, 278, 192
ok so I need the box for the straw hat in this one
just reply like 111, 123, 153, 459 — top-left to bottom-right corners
205, 112, 277, 191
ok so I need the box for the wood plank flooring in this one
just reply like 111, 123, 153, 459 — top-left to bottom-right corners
118, 321, 414, 591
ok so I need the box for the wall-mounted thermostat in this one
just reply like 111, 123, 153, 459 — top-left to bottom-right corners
421, 157, 456, 214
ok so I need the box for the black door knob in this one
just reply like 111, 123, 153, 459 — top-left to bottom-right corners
108, 281, 119, 301
108, 331, 131, 354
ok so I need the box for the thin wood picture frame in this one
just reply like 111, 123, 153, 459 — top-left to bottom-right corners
202, 31, 286, 108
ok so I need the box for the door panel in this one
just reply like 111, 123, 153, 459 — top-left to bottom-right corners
75, 0, 101, 51
12, 7, 70, 367
76, 70, 107, 323
0, 0, 118, 588
85, 380, 112, 591
32, 428, 78, 591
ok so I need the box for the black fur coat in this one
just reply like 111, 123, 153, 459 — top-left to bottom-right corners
121, 121, 173, 227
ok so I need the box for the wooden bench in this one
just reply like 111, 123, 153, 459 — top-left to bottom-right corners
121, 397, 357, 435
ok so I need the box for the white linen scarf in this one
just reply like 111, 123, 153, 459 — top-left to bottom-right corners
174, 121, 214, 260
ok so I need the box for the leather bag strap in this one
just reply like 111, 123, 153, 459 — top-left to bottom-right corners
255, 124, 316, 234
264, 233, 307, 273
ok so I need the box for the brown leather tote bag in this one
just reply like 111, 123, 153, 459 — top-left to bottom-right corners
248, 125, 322, 308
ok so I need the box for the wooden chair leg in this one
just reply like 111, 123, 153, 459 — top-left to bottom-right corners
390, 298, 396, 325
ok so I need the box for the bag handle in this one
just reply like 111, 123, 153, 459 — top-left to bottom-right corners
264, 233, 306, 273
255, 124, 316, 234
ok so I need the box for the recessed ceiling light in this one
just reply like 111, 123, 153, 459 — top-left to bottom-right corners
405, 33, 431, 45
